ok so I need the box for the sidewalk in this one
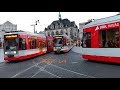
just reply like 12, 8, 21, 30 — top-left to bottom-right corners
72, 46, 83, 54
0, 49, 4, 63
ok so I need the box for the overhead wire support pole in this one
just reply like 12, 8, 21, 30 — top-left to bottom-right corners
31, 20, 39, 33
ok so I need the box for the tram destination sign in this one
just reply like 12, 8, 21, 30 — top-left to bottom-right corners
55, 36, 63, 39
5, 34, 18, 39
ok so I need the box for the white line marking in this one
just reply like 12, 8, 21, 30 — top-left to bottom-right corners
31, 70, 42, 78
31, 64, 49, 78
44, 70, 61, 78
11, 62, 43, 78
50, 64, 96, 78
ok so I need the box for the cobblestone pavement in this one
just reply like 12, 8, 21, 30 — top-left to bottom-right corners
0, 49, 120, 78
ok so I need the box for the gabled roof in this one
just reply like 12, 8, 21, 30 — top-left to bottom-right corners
46, 18, 77, 30
83, 15, 120, 29
3, 21, 15, 25
51, 18, 71, 26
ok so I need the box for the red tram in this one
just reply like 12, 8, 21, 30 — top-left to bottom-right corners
4, 31, 53, 61
82, 15, 120, 63
53, 35, 72, 53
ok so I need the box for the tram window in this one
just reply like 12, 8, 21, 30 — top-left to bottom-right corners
36, 39, 39, 48
31, 40, 35, 49
19, 38, 26, 50
99, 28, 119, 48
82, 32, 91, 48
0, 42, 2, 49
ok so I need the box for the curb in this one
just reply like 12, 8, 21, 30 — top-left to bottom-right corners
68, 45, 74, 52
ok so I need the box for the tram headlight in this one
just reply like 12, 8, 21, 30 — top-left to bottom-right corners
5, 51, 16, 54
13, 51, 16, 54
5, 52, 8, 54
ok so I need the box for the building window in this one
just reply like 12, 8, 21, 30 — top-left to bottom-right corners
75, 32, 76, 36
60, 30, 63, 35
56, 31, 59, 35
48, 32, 50, 36
52, 31, 54, 36
66, 32, 68, 35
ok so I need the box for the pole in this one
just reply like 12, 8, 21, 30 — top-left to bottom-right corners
34, 25, 35, 33
31, 20, 39, 33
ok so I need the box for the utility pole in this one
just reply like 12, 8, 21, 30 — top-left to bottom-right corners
31, 20, 39, 33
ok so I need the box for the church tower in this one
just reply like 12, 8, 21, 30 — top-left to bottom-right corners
58, 12, 62, 20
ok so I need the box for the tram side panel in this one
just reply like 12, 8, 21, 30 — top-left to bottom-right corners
46, 36, 54, 53
82, 21, 120, 63
4, 33, 48, 61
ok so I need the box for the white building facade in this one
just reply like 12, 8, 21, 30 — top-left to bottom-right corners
0, 21, 17, 32
45, 18, 78, 41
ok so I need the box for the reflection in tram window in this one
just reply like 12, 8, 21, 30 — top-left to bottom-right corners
0, 42, 2, 49
19, 38, 26, 50
99, 28, 119, 48
5, 38, 18, 51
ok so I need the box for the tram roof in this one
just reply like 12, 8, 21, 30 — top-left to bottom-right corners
4, 31, 46, 38
83, 14, 120, 29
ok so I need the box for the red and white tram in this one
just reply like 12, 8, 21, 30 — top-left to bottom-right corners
46, 36, 54, 53
4, 31, 53, 61
53, 35, 72, 53
82, 15, 120, 63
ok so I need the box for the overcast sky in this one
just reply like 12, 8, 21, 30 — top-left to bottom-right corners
0, 12, 118, 33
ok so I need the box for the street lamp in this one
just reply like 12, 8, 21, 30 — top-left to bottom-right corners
31, 20, 39, 33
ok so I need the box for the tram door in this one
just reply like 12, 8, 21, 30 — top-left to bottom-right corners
99, 30, 106, 48
102, 30, 106, 47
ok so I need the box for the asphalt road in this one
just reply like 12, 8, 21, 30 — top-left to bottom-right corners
0, 49, 120, 78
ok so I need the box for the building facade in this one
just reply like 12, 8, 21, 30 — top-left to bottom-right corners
44, 13, 78, 41
0, 21, 17, 32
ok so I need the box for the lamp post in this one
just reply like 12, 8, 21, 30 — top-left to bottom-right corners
31, 20, 39, 33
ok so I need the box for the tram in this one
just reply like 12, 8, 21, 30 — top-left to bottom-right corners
4, 31, 54, 61
81, 15, 120, 63
53, 34, 72, 53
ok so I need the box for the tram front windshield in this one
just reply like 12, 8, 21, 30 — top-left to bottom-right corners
54, 38, 63, 47
4, 35, 18, 53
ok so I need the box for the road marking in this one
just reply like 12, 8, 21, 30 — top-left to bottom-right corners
31, 64, 61, 78
31, 70, 42, 78
43, 70, 61, 78
31, 64, 49, 78
11, 62, 43, 78
50, 64, 96, 78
